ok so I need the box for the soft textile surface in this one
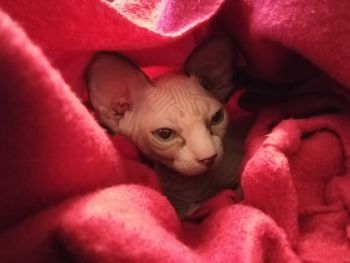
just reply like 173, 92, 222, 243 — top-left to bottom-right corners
1, 0, 350, 262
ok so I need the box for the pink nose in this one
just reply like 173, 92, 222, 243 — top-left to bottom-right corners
198, 154, 217, 167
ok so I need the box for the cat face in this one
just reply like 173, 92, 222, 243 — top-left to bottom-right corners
86, 36, 235, 176
118, 74, 229, 175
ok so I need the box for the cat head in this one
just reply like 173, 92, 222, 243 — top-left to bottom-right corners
86, 37, 236, 176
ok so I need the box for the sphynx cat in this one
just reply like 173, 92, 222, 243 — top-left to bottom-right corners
86, 37, 248, 218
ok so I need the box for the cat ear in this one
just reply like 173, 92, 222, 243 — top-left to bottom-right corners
86, 52, 150, 134
184, 36, 236, 102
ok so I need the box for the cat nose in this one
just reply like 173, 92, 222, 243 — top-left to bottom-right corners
198, 154, 217, 167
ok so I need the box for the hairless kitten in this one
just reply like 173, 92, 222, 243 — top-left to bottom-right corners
86, 37, 249, 218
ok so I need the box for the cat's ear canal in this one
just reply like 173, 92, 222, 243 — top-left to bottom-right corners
184, 36, 236, 102
86, 52, 150, 134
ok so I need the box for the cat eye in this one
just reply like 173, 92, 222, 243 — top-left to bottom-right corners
211, 109, 225, 125
152, 128, 176, 142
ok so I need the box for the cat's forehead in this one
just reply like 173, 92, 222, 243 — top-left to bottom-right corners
143, 74, 220, 106
134, 74, 223, 129
152, 74, 201, 93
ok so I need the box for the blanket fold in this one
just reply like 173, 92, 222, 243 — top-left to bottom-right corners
242, 88, 350, 261
0, 7, 128, 231
1, 0, 350, 262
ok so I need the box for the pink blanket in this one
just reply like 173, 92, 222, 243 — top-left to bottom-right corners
1, 0, 350, 262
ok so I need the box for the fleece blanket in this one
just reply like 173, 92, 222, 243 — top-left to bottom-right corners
1, 0, 350, 262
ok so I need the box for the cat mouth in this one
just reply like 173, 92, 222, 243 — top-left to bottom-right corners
169, 155, 222, 176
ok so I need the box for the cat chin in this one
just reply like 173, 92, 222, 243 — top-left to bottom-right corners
173, 165, 211, 177
170, 155, 223, 176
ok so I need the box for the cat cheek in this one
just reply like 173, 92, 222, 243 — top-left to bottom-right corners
211, 126, 226, 138
213, 138, 224, 161
174, 147, 196, 168
116, 113, 135, 135
216, 139, 224, 162
210, 118, 228, 135
147, 138, 179, 162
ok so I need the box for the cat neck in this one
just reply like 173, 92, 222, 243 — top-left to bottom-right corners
154, 148, 239, 217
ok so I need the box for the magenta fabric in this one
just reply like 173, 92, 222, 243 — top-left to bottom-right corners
1, 0, 350, 262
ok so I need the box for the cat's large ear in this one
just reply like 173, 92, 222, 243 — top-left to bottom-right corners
86, 52, 150, 134
184, 36, 236, 102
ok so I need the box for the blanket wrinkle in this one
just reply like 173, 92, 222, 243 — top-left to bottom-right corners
242, 92, 350, 261
221, 0, 350, 87
1, 0, 350, 262
0, 7, 128, 231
